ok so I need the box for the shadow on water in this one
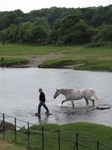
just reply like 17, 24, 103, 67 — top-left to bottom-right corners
35, 115, 50, 124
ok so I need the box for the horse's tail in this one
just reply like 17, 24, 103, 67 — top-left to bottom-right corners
90, 90, 99, 100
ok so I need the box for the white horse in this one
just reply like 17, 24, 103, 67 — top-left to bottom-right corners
53, 88, 98, 107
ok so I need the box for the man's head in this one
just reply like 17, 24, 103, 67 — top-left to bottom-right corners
39, 88, 42, 93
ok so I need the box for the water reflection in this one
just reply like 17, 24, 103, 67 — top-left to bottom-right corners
0, 68, 112, 126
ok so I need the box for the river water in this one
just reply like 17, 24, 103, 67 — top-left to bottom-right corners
0, 68, 112, 127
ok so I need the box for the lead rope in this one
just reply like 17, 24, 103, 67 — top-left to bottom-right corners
46, 99, 54, 102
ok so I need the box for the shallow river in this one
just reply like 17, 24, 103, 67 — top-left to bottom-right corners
0, 68, 112, 127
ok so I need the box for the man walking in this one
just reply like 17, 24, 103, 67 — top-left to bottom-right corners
35, 88, 49, 116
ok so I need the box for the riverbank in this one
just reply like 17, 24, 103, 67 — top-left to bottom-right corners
0, 53, 76, 69
1, 54, 112, 72
0, 43, 112, 71
16, 52, 67, 68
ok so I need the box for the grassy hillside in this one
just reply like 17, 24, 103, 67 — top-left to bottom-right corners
0, 122, 112, 150
0, 139, 26, 150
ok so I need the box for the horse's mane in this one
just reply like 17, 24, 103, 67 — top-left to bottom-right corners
57, 88, 74, 94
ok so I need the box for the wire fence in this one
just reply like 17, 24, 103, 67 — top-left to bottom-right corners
0, 113, 112, 150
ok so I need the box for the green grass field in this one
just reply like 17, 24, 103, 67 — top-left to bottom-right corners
0, 139, 26, 150
0, 43, 61, 55
0, 43, 112, 71
0, 43, 112, 57
0, 122, 112, 150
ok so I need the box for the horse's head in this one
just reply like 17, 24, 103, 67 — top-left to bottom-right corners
54, 89, 60, 99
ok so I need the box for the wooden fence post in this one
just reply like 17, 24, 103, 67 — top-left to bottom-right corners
97, 141, 99, 150
73, 133, 78, 150
3, 113, 5, 140
76, 133, 78, 150
42, 126, 44, 150
58, 130, 60, 150
28, 122, 30, 149
15, 118, 17, 144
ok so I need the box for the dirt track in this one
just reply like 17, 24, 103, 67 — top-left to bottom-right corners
17, 52, 64, 68
16, 52, 75, 69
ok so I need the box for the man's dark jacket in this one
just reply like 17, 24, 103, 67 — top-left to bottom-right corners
39, 92, 45, 102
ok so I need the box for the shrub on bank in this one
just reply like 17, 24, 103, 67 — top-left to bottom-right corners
0, 57, 29, 67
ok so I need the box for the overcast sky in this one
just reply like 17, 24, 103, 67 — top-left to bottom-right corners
0, 0, 112, 13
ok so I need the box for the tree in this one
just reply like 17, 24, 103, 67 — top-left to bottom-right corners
33, 18, 49, 31
17, 22, 33, 43
48, 18, 61, 44
32, 18, 49, 44
80, 7, 96, 26
32, 26, 48, 43
93, 25, 112, 43
0, 24, 18, 42
0, 9, 24, 30
58, 15, 91, 45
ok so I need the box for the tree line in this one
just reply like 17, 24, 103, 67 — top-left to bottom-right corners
0, 5, 112, 46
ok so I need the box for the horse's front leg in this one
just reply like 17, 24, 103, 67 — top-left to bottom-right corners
62, 99, 74, 107
84, 98, 89, 105
62, 99, 69, 104
71, 100, 74, 107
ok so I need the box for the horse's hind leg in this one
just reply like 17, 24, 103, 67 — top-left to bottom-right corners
92, 99, 94, 106
89, 99, 95, 106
